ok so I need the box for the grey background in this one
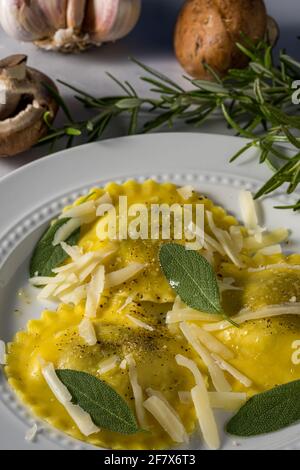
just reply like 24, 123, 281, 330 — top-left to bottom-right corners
0, 0, 299, 177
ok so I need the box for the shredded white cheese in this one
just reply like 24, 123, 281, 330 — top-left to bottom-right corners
175, 355, 219, 449
178, 391, 246, 411
218, 278, 243, 293
98, 356, 119, 375
41, 362, 99, 437
85, 265, 105, 318
178, 391, 192, 405
146, 388, 185, 432
119, 359, 127, 370
257, 244, 282, 255
206, 211, 243, 268
229, 226, 244, 253
25, 424, 39, 443
188, 221, 225, 256
192, 325, 234, 360
173, 296, 186, 311
105, 264, 146, 289
117, 296, 134, 313
37, 283, 58, 301
60, 284, 88, 305
144, 395, 188, 443
248, 263, 300, 273
166, 308, 220, 324
126, 315, 154, 332
244, 228, 289, 252
60, 242, 83, 261
204, 303, 300, 331
60, 201, 96, 220
125, 354, 147, 428
78, 318, 97, 346
191, 385, 221, 450
211, 353, 252, 388
95, 193, 113, 207
175, 354, 204, 386
179, 323, 232, 392
177, 185, 194, 200
52, 218, 82, 246
0, 340, 6, 365
239, 190, 259, 230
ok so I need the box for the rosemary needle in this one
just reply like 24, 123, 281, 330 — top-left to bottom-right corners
41, 38, 300, 212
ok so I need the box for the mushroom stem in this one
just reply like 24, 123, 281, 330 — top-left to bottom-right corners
0, 54, 58, 157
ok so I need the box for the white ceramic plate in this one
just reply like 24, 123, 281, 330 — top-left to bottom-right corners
0, 133, 299, 451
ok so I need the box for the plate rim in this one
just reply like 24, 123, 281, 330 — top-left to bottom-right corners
0, 132, 299, 451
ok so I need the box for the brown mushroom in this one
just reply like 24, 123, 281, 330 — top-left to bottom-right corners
174, 0, 270, 80
0, 55, 59, 157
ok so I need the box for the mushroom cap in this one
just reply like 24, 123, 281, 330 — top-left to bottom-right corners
0, 66, 59, 157
174, 0, 268, 80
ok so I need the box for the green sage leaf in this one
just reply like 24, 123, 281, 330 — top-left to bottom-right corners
30, 218, 80, 278
159, 243, 221, 314
56, 370, 140, 435
226, 380, 300, 437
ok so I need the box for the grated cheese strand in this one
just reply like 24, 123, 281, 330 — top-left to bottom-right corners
206, 211, 243, 268
78, 318, 97, 346
178, 391, 247, 411
191, 324, 234, 360
166, 308, 220, 324
95, 192, 113, 207
126, 354, 147, 428
60, 242, 83, 261
192, 385, 221, 450
85, 264, 105, 318
98, 356, 120, 375
59, 201, 96, 220
179, 323, 232, 392
175, 355, 220, 449
105, 263, 146, 289
257, 244, 282, 256
25, 424, 39, 443
53, 218, 82, 246
203, 303, 300, 332
177, 185, 194, 200
144, 396, 188, 444
211, 354, 252, 388
41, 362, 99, 436
126, 314, 154, 332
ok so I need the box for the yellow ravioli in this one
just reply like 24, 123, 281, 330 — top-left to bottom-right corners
75, 180, 241, 302
6, 300, 201, 450
214, 254, 300, 395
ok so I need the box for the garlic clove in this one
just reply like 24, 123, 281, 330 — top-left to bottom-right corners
0, 0, 141, 52
67, 0, 87, 30
34, 0, 68, 32
102, 0, 141, 43
84, 0, 141, 43
0, 0, 54, 41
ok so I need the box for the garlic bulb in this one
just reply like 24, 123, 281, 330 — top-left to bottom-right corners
0, 54, 58, 157
0, 0, 141, 53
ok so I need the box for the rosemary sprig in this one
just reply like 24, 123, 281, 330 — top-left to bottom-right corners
42, 39, 300, 212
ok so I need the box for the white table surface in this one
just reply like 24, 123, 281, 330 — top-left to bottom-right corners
0, 0, 299, 178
